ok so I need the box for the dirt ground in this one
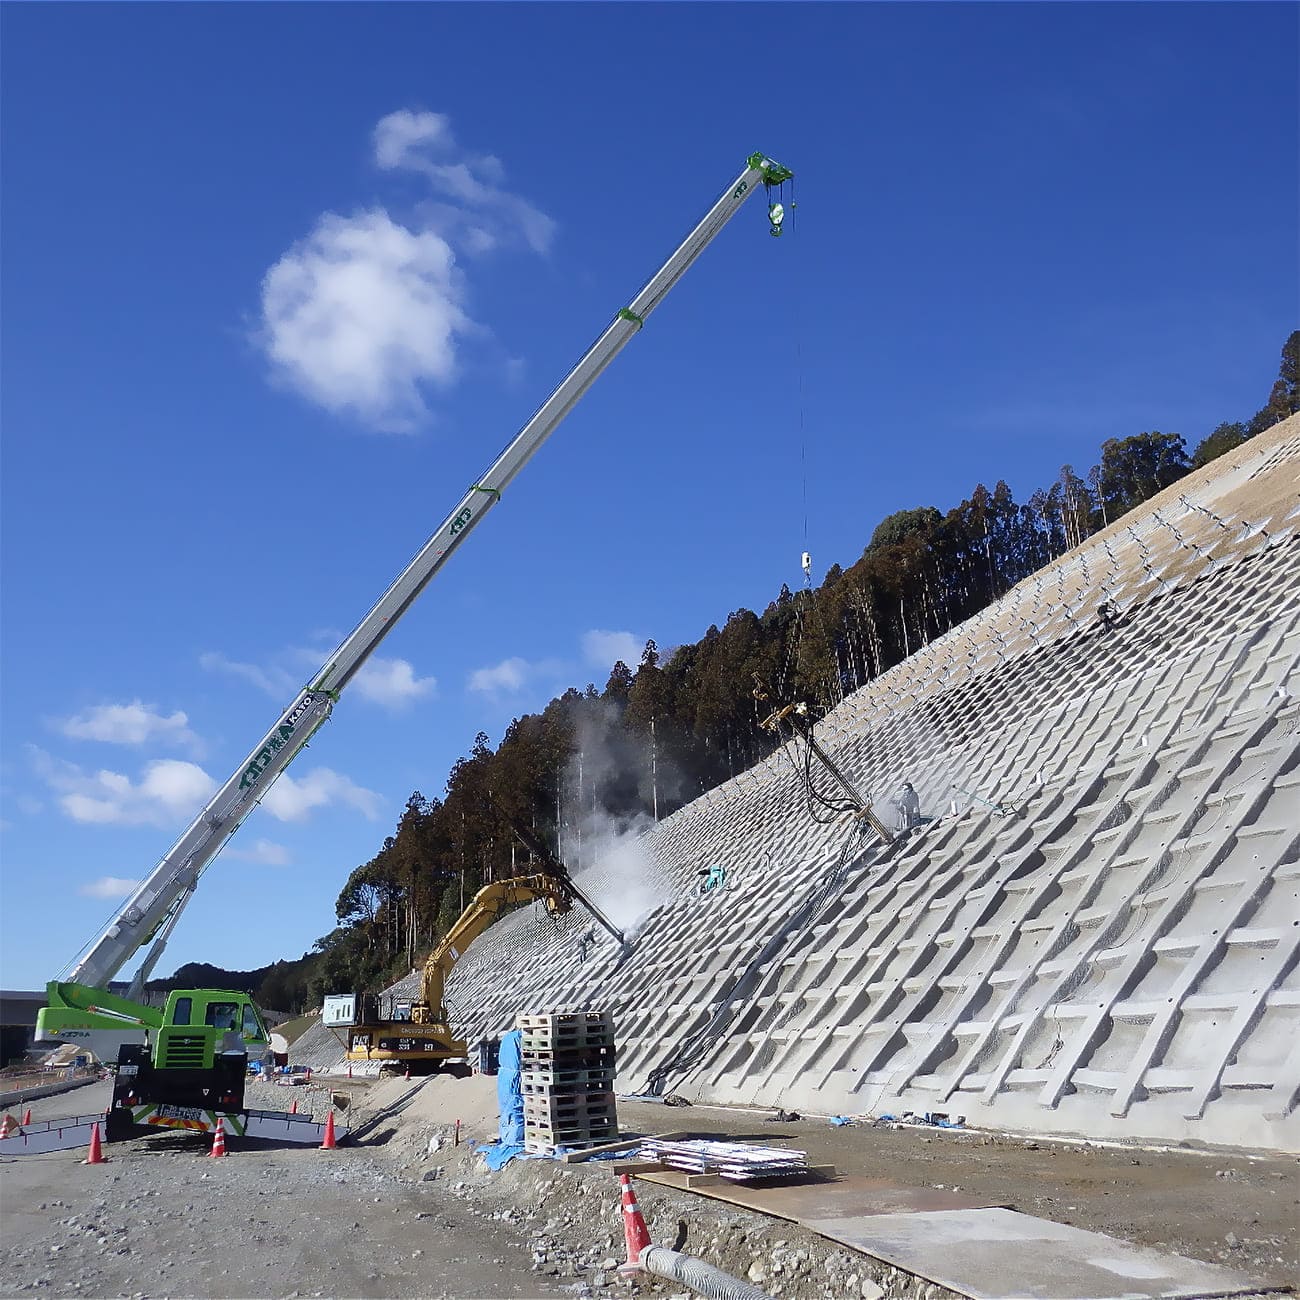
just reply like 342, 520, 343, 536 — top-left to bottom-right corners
1, 1077, 1295, 1300
0, 1080, 564, 1300
612, 1099, 1300, 1287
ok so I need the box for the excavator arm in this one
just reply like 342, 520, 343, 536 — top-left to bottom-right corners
412, 875, 573, 1025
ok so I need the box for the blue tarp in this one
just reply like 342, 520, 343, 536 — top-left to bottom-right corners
480, 1140, 527, 1170
497, 1029, 524, 1146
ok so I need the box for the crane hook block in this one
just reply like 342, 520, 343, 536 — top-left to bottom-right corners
768, 201, 785, 237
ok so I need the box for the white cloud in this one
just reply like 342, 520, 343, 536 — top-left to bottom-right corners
203, 646, 435, 713
373, 108, 455, 169
468, 656, 531, 695
79, 876, 141, 900
32, 742, 380, 832
352, 657, 436, 710
260, 767, 382, 823
58, 700, 200, 752
44, 756, 218, 828
259, 209, 470, 432
225, 838, 292, 867
255, 108, 554, 432
581, 630, 643, 672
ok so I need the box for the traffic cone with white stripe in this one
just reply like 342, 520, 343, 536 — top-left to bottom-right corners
618, 1173, 652, 1271
0, 1114, 20, 1138
209, 1121, 227, 1158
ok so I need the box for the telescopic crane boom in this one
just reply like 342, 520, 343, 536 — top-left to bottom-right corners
59, 152, 792, 998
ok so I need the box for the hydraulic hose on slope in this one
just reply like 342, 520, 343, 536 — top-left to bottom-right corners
640, 1245, 775, 1300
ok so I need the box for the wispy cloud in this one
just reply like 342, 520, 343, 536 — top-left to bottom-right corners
581, 629, 643, 672
469, 630, 646, 699
225, 837, 292, 867
199, 650, 298, 698
468, 656, 532, 695
260, 767, 382, 823
80, 876, 141, 900
373, 109, 556, 256
256, 108, 553, 432
56, 700, 201, 753
466, 655, 566, 697
353, 657, 436, 711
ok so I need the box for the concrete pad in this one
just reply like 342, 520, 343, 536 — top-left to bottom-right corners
800, 1207, 1271, 1300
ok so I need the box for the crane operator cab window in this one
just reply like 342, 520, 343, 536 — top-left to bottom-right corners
205, 1001, 246, 1055
241, 1003, 264, 1041
205, 1002, 239, 1031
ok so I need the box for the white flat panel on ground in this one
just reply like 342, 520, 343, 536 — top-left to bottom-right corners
801, 1207, 1270, 1300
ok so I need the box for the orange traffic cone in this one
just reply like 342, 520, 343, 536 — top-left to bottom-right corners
404, 1065, 411, 1079
84, 1122, 106, 1164
209, 1122, 227, 1158
0, 1114, 18, 1139
618, 1173, 652, 1271
22, 1107, 32, 1126
321, 1110, 337, 1150
290, 1098, 298, 1115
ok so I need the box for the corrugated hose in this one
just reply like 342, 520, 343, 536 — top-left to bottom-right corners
638, 1244, 775, 1300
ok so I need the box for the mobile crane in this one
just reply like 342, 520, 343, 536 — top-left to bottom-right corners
28, 151, 792, 1147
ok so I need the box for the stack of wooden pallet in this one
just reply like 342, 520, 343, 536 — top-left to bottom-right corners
519, 1010, 617, 1154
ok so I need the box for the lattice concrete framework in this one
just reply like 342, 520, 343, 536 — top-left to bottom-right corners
447, 416, 1300, 1152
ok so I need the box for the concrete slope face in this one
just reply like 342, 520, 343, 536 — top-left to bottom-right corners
448, 417, 1300, 1152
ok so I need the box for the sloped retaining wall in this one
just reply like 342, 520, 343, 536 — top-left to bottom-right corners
447, 418, 1300, 1152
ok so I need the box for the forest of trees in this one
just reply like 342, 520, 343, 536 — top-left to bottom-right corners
247, 331, 1299, 1014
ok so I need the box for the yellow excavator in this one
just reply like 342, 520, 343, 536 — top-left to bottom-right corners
326, 820, 625, 1071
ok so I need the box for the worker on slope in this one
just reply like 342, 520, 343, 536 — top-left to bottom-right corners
697, 864, 727, 895
893, 782, 922, 831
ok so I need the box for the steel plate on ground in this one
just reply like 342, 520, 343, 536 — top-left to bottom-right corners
799, 1208, 1272, 1300
0, 1113, 105, 1156
244, 1109, 348, 1143
635, 1169, 1007, 1220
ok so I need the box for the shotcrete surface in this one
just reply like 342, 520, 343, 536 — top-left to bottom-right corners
442, 417, 1300, 1153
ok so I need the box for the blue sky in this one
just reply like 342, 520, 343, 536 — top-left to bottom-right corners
2, 3, 1295, 991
